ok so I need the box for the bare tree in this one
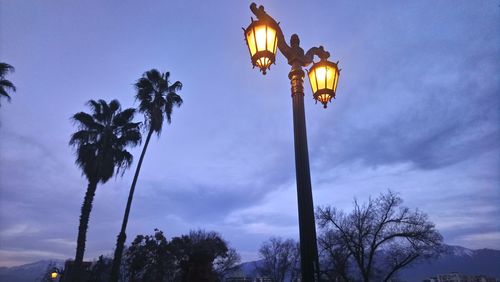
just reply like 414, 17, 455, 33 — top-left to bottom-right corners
257, 237, 300, 282
318, 230, 352, 281
214, 247, 241, 281
316, 190, 443, 282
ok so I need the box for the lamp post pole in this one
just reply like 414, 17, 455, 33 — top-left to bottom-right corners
244, 4, 341, 281
289, 62, 320, 281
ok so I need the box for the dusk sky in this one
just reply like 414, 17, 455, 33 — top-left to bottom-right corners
0, 0, 499, 267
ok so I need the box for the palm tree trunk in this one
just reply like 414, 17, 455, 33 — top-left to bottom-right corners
110, 128, 154, 282
72, 179, 98, 282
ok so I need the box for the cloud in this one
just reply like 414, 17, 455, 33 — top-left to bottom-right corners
309, 1, 499, 172
312, 148, 500, 250
451, 232, 500, 250
42, 238, 76, 248
0, 249, 67, 267
0, 0, 498, 267
0, 224, 39, 238
0, 131, 123, 264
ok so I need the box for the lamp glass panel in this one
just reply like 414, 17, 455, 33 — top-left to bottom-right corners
256, 57, 271, 69
327, 66, 335, 90
315, 66, 326, 90
246, 29, 257, 56
320, 94, 330, 103
333, 70, 339, 92
266, 27, 277, 53
254, 25, 267, 52
51, 272, 58, 279
308, 70, 317, 93
272, 32, 278, 53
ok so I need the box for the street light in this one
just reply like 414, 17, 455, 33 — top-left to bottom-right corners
50, 267, 63, 281
243, 3, 341, 281
244, 18, 278, 74
308, 58, 340, 108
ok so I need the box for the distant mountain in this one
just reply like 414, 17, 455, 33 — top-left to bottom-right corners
230, 245, 500, 281
0, 259, 64, 282
1, 245, 498, 282
396, 245, 500, 281
231, 260, 264, 278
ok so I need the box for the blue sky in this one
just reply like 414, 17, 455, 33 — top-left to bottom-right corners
0, 0, 499, 267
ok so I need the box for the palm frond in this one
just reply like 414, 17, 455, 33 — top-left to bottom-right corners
114, 150, 134, 176
109, 99, 121, 113
0, 88, 11, 101
113, 108, 136, 126
164, 92, 183, 124
0, 79, 16, 92
135, 78, 154, 93
72, 112, 102, 130
168, 81, 183, 92
116, 121, 142, 147
137, 100, 153, 117
0, 63, 15, 78
117, 130, 142, 147
167, 92, 183, 106
69, 130, 98, 145
97, 99, 111, 122
87, 100, 101, 115
0, 63, 16, 105
145, 69, 162, 83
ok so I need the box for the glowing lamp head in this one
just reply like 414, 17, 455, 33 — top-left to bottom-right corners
51, 271, 58, 279
308, 59, 340, 108
244, 19, 278, 75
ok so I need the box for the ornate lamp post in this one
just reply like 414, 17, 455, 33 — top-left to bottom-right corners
243, 3, 340, 281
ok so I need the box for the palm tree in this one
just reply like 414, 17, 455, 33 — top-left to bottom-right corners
110, 69, 183, 281
69, 99, 141, 280
0, 62, 16, 105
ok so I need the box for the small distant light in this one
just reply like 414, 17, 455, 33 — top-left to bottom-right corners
51, 271, 58, 279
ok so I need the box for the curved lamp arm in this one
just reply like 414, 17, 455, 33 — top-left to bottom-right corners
250, 3, 293, 60
250, 3, 331, 67
303, 46, 330, 66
